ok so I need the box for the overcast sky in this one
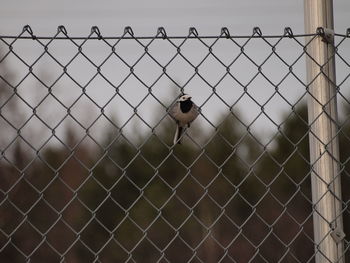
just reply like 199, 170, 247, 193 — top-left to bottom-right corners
0, 0, 349, 36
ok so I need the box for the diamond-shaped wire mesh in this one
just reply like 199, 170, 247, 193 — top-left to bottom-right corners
0, 26, 350, 262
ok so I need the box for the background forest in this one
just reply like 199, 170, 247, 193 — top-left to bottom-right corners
1, 47, 350, 262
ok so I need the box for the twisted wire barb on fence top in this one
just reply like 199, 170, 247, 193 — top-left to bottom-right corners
1, 25, 350, 40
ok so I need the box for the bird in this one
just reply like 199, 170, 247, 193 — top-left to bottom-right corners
169, 94, 200, 145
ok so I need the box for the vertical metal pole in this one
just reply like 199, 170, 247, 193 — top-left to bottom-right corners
304, 0, 344, 262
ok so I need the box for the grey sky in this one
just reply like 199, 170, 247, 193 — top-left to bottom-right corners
1, 0, 348, 36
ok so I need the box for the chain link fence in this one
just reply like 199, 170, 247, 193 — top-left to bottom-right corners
0, 26, 350, 262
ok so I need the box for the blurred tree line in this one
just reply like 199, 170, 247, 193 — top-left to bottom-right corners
1, 54, 350, 262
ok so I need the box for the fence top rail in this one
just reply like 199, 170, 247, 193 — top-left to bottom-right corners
0, 25, 350, 40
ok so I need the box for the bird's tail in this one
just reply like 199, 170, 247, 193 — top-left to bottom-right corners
173, 125, 183, 145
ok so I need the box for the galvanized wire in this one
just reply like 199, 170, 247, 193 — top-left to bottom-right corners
0, 26, 350, 262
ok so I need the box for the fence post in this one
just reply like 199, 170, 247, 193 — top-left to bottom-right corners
304, 0, 345, 262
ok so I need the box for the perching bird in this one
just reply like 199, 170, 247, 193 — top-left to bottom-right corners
169, 94, 199, 145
